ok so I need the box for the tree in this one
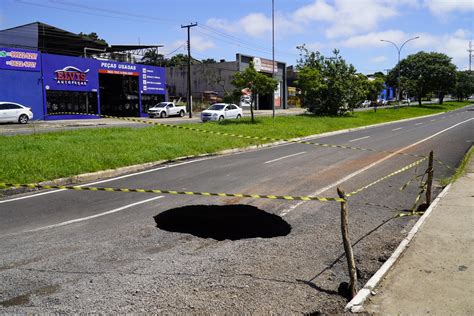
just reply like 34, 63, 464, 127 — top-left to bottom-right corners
365, 77, 385, 102
202, 58, 217, 64
453, 70, 474, 101
141, 49, 166, 66
296, 46, 363, 115
79, 32, 107, 46
387, 52, 457, 105
232, 62, 278, 123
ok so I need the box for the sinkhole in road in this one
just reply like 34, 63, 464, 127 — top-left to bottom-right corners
154, 204, 291, 241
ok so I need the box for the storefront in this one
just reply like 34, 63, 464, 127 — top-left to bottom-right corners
0, 47, 167, 120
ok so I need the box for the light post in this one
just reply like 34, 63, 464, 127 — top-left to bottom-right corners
272, 0, 275, 118
380, 36, 419, 107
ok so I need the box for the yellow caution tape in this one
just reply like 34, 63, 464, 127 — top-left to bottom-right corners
49, 112, 454, 170
397, 211, 425, 217
345, 157, 427, 197
0, 183, 345, 203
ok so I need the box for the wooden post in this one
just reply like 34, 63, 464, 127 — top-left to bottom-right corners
426, 150, 434, 205
337, 187, 358, 299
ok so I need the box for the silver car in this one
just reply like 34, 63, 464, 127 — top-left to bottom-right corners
0, 102, 34, 124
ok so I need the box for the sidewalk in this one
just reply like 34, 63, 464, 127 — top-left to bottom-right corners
364, 154, 474, 314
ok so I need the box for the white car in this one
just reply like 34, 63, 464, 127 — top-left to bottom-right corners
0, 102, 34, 124
201, 103, 243, 122
148, 102, 186, 118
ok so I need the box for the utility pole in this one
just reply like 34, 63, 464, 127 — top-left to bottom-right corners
181, 22, 198, 118
468, 41, 473, 71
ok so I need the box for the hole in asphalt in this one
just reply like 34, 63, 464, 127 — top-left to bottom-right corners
154, 204, 291, 241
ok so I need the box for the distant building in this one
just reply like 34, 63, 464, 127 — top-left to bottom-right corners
0, 22, 166, 120
167, 53, 288, 109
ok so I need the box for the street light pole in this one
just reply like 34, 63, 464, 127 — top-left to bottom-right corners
380, 36, 419, 107
272, 0, 275, 119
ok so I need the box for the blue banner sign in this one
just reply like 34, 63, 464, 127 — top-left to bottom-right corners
42, 54, 99, 92
0, 47, 41, 71
140, 65, 166, 94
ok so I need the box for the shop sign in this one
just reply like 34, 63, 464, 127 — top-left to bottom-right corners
97, 61, 165, 94
252, 57, 277, 74
98, 61, 139, 76
139, 65, 166, 94
0, 47, 40, 71
42, 54, 99, 91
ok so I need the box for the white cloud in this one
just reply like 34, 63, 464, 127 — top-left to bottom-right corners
371, 55, 387, 63
292, 0, 335, 22
239, 13, 272, 38
291, 0, 399, 38
341, 30, 408, 48
191, 35, 215, 52
206, 12, 301, 39
424, 0, 474, 16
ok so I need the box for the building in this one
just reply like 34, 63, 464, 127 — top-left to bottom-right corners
0, 22, 166, 120
167, 53, 287, 109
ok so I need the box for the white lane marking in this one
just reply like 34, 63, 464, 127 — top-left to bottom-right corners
24, 196, 164, 233
430, 119, 436, 122
392, 127, 403, 131
280, 117, 474, 217
0, 155, 231, 204
415, 122, 423, 126
349, 136, 370, 142
441, 116, 446, 119
264, 151, 306, 164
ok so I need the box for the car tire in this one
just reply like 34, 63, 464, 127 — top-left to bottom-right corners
236, 114, 241, 119
19, 114, 29, 124
160, 111, 166, 118
179, 110, 185, 117
218, 116, 224, 121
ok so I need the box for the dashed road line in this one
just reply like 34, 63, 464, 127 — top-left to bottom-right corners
430, 119, 436, 122
264, 151, 306, 164
415, 122, 423, 126
349, 136, 370, 142
392, 127, 403, 131
279, 117, 474, 217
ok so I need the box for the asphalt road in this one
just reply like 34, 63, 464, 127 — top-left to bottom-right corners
0, 105, 473, 313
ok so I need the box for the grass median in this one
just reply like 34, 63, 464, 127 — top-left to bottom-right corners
0, 101, 471, 184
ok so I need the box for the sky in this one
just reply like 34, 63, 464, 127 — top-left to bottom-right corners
1, 0, 473, 74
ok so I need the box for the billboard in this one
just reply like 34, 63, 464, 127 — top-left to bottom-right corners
0, 47, 41, 72
98, 60, 166, 95
42, 54, 99, 92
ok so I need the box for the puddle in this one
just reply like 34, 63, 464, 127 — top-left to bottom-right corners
154, 204, 291, 241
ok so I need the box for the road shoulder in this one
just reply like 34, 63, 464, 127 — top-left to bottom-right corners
359, 151, 474, 314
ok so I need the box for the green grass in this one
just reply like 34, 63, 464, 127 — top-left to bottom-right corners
0, 101, 471, 184
439, 145, 474, 186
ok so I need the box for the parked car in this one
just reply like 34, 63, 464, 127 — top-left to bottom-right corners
201, 103, 243, 122
377, 99, 388, 105
0, 102, 33, 124
361, 100, 371, 107
148, 102, 186, 118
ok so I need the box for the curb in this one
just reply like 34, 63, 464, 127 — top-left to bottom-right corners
0, 107, 464, 197
345, 182, 453, 313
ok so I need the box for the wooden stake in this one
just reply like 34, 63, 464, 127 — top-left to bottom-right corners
337, 187, 358, 299
426, 150, 434, 205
